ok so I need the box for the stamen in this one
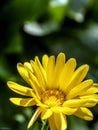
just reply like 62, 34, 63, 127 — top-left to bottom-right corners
41, 89, 65, 107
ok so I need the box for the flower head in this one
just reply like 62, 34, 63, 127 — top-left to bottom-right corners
7, 52, 98, 130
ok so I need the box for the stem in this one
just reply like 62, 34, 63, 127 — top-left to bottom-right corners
41, 120, 49, 130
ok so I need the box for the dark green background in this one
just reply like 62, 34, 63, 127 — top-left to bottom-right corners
0, 0, 98, 130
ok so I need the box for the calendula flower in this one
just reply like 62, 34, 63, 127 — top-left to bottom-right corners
7, 52, 98, 130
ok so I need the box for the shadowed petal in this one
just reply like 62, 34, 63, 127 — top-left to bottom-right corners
10, 98, 36, 107
27, 107, 42, 129
7, 81, 32, 96
41, 109, 53, 120
35, 56, 47, 81
17, 63, 30, 84
82, 83, 98, 95
54, 113, 67, 130
28, 71, 42, 99
74, 107, 93, 120
48, 114, 57, 130
51, 106, 77, 115
24, 62, 33, 72
30, 60, 46, 91
63, 99, 90, 107
80, 94, 98, 99
80, 94, 98, 107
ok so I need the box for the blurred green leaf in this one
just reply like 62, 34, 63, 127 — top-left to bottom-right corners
93, 121, 98, 130
24, 21, 60, 36
78, 23, 98, 52
67, 0, 91, 22
5, 31, 23, 53
68, 116, 90, 130
0, 56, 12, 81
48, 0, 69, 21
3, 0, 49, 25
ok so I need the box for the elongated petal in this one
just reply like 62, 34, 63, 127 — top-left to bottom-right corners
51, 106, 77, 115
82, 83, 98, 95
59, 58, 76, 92
46, 56, 55, 88
52, 53, 65, 88
28, 71, 42, 99
48, 115, 58, 130
79, 94, 98, 107
66, 79, 93, 99
66, 65, 89, 91
30, 60, 46, 91
41, 109, 53, 120
54, 113, 67, 130
35, 56, 47, 82
80, 94, 98, 100
74, 107, 93, 120
17, 63, 30, 84
83, 102, 97, 107
7, 81, 32, 96
27, 107, 42, 129
42, 54, 49, 71
63, 99, 90, 107
24, 62, 33, 72
10, 98, 36, 107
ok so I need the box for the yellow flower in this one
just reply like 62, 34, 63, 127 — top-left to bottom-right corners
7, 52, 98, 130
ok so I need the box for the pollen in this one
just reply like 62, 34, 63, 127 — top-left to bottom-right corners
41, 89, 65, 107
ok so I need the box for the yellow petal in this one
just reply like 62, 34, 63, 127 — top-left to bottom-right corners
80, 94, 98, 107
54, 113, 67, 130
66, 64, 89, 92
82, 83, 98, 95
51, 106, 77, 115
35, 56, 47, 82
63, 99, 90, 107
41, 109, 52, 120
48, 114, 58, 130
46, 56, 55, 88
42, 54, 49, 71
27, 107, 42, 129
66, 79, 93, 99
10, 98, 36, 107
28, 71, 42, 99
80, 94, 98, 100
7, 81, 32, 96
74, 107, 93, 120
52, 52, 66, 88
83, 102, 97, 107
24, 62, 33, 72
30, 60, 46, 91
17, 63, 29, 84
30, 91, 47, 108
59, 58, 76, 92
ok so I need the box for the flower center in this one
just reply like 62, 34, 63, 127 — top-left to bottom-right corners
41, 89, 65, 107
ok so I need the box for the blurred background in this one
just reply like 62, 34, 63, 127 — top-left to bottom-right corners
0, 0, 98, 130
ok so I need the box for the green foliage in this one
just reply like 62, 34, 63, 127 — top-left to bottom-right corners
0, 0, 98, 130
